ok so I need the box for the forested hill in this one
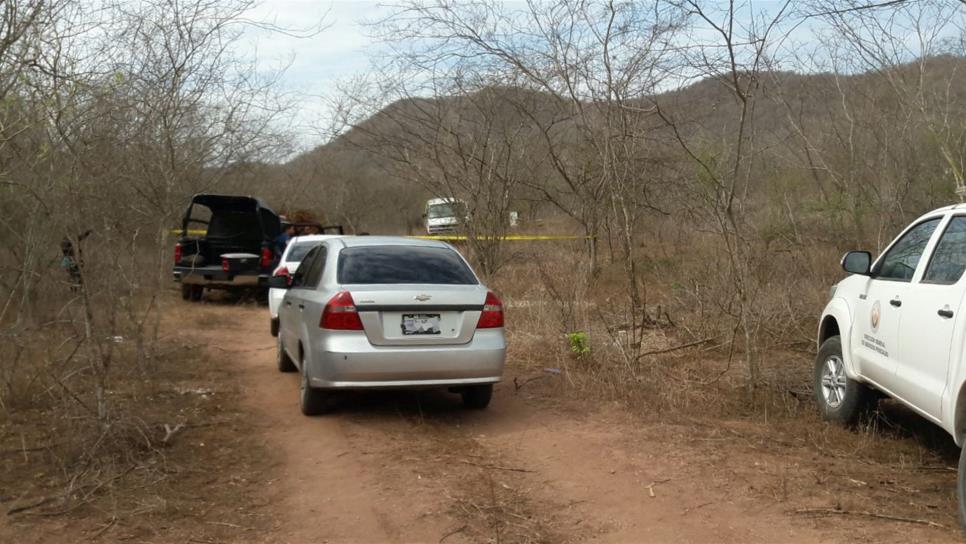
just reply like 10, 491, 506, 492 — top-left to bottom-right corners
251, 56, 966, 236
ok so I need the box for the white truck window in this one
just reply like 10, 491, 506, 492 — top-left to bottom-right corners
428, 203, 456, 218
923, 216, 966, 285
875, 218, 940, 281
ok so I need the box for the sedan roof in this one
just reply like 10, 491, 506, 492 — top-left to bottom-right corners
288, 234, 346, 244
339, 236, 449, 249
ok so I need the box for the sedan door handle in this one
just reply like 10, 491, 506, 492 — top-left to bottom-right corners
285, 301, 292, 306
298, 304, 305, 310
889, 299, 902, 307
939, 308, 955, 318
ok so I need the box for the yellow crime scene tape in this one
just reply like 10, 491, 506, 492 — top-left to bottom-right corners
411, 235, 591, 241
171, 229, 588, 241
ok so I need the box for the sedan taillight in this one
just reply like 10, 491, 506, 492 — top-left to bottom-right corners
320, 291, 364, 330
477, 291, 504, 328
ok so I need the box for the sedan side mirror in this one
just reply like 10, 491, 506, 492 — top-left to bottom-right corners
841, 251, 872, 275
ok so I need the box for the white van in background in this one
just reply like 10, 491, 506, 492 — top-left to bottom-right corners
425, 198, 465, 234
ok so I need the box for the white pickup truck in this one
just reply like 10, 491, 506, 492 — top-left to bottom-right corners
817, 204, 966, 527
424, 198, 466, 235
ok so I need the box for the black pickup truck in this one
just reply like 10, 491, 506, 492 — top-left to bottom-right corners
173, 194, 281, 301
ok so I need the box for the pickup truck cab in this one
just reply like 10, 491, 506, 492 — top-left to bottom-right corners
424, 198, 466, 235
173, 194, 281, 301
816, 204, 966, 527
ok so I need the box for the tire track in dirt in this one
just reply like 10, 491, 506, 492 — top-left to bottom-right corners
202, 313, 454, 543
197, 301, 581, 543
192, 302, 960, 543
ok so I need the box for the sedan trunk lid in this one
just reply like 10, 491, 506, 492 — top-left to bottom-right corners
347, 284, 487, 346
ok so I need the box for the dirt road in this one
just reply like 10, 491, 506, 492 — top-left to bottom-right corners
180, 301, 959, 543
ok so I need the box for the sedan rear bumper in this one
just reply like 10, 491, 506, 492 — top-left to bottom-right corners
306, 329, 505, 389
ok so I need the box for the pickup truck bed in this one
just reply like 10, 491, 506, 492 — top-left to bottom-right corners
173, 194, 281, 299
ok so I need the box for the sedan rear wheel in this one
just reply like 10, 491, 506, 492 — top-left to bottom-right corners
814, 336, 875, 425
461, 384, 493, 410
299, 360, 331, 416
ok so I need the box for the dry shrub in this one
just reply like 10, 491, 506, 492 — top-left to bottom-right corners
650, 220, 840, 348
485, 218, 848, 421
2, 315, 181, 517
0, 0, 292, 523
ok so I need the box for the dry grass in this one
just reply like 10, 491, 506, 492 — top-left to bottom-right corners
479, 233, 960, 532
1, 226, 959, 539
484, 226, 947, 437
487, 235, 817, 415
0, 286, 273, 541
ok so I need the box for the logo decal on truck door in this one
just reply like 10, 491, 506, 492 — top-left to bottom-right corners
870, 300, 881, 333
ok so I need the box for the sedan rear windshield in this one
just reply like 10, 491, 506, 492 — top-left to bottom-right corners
338, 246, 478, 285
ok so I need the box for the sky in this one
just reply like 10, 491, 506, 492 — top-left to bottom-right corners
238, 1, 965, 154
238, 1, 393, 152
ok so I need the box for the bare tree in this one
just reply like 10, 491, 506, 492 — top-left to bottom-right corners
333, 71, 537, 275
795, 0, 966, 245
0, 0, 306, 515
335, 1, 687, 363
648, 0, 795, 388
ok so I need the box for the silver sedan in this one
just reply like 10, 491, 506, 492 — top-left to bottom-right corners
272, 236, 506, 415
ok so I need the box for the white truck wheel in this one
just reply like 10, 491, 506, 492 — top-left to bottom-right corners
958, 446, 966, 534
814, 336, 875, 425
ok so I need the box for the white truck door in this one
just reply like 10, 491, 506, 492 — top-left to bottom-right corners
853, 217, 943, 388
895, 215, 966, 420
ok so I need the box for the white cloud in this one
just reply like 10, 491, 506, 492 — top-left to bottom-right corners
236, 1, 393, 153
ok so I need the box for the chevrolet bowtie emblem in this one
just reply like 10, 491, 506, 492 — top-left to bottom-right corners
414, 294, 432, 302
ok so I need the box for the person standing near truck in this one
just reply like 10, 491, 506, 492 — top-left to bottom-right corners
60, 229, 92, 291
275, 217, 296, 258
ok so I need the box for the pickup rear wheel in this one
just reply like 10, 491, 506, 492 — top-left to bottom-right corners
180, 284, 191, 300
814, 335, 875, 425
189, 285, 204, 302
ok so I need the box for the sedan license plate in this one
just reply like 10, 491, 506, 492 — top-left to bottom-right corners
402, 314, 441, 335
